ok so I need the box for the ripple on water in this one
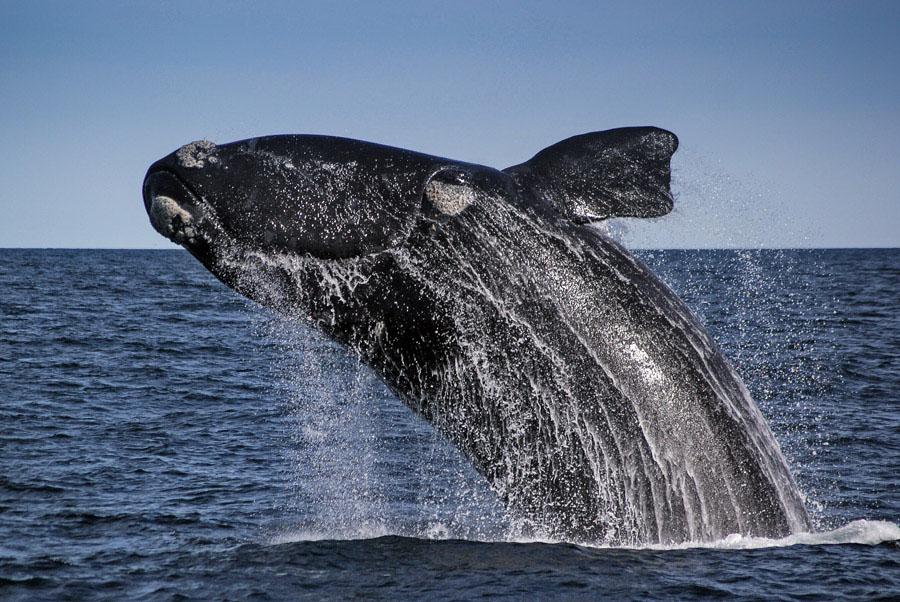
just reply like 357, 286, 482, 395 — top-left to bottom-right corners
0, 249, 897, 600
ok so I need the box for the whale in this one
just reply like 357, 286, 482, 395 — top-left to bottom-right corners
142, 127, 811, 544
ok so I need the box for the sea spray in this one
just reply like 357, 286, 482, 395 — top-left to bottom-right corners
256, 311, 513, 542
217, 172, 809, 543
618, 150, 838, 531
171, 133, 812, 544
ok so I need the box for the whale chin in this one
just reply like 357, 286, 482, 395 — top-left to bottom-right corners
143, 170, 205, 245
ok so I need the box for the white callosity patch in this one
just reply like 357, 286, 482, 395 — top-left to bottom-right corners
149, 195, 197, 244
176, 140, 218, 169
425, 178, 476, 216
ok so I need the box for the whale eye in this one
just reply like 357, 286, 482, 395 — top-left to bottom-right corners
424, 169, 476, 217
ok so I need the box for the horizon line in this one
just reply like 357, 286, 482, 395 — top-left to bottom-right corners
2, 246, 897, 252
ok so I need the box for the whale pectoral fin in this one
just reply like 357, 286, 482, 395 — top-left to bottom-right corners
503, 127, 678, 223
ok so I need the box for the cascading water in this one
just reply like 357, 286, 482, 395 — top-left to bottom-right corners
257, 313, 514, 542
618, 148, 834, 530
229, 177, 811, 546
145, 131, 815, 546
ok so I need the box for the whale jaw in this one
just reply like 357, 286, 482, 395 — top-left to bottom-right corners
142, 169, 209, 247
148, 194, 196, 244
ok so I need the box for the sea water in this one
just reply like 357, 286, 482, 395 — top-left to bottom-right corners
1, 248, 896, 599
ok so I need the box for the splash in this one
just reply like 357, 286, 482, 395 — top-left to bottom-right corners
267, 519, 899, 551
650, 519, 899, 551
237, 203, 812, 544
257, 313, 516, 543
613, 148, 838, 530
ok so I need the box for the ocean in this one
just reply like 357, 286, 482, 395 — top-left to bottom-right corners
1, 248, 897, 600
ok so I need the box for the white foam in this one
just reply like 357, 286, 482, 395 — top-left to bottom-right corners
266, 519, 899, 550
520, 519, 900, 550
268, 523, 392, 545
652, 519, 900, 551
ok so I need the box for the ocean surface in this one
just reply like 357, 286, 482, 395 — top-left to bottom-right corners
1, 248, 897, 600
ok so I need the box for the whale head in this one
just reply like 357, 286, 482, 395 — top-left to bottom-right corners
142, 135, 499, 324
143, 136, 487, 264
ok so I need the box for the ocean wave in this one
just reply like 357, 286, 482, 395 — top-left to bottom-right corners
640, 519, 900, 550
268, 519, 899, 550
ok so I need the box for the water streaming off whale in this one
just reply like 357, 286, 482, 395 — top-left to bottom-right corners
222, 187, 807, 545
4, 247, 897, 600
142, 130, 811, 545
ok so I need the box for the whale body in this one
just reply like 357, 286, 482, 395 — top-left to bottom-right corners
143, 128, 810, 544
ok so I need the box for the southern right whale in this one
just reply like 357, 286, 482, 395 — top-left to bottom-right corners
143, 127, 811, 544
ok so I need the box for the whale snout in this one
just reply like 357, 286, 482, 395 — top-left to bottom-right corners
143, 135, 472, 261
143, 169, 205, 246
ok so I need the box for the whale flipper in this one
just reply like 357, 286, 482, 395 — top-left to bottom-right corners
504, 127, 678, 223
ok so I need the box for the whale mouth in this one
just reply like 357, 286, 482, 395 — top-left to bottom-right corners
143, 170, 207, 246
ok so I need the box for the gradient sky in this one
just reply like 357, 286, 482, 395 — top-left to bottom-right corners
1, 0, 897, 249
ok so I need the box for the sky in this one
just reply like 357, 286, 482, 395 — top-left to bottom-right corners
1, 0, 897, 249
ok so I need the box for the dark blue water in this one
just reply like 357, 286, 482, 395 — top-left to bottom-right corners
1, 248, 897, 600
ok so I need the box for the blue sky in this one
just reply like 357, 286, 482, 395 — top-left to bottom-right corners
1, 0, 897, 248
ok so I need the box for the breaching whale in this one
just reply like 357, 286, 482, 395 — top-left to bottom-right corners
143, 128, 810, 544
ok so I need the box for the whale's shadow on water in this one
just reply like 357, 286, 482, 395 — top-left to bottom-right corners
144, 128, 818, 545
